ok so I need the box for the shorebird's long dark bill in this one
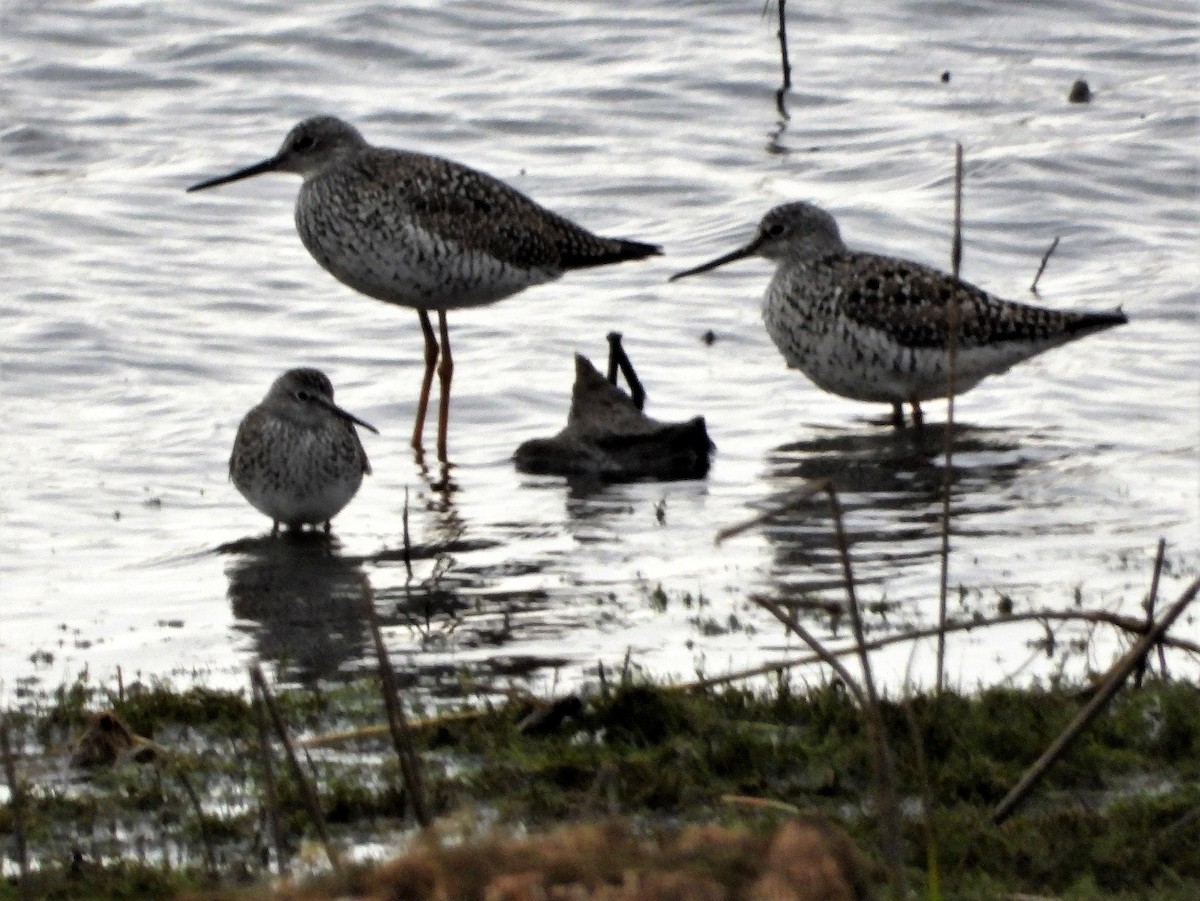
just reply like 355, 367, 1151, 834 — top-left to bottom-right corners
319, 398, 379, 435
186, 156, 280, 192
668, 241, 760, 281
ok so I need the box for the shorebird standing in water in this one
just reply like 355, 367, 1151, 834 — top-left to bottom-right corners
189, 115, 661, 461
230, 368, 376, 534
671, 201, 1127, 427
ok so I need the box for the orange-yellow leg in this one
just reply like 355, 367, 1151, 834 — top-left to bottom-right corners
435, 310, 453, 461
412, 310, 439, 450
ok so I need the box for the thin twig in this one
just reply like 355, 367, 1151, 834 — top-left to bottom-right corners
402, 486, 414, 582
250, 685, 288, 875
293, 601, 1200, 756
951, 143, 963, 279
249, 665, 342, 871
0, 713, 29, 887
822, 484, 905, 895
1134, 538, 1168, 687
683, 607, 1200, 693
360, 574, 432, 827
739, 482, 904, 894
606, 331, 646, 411
168, 760, 218, 878
936, 142, 964, 696
755, 596, 868, 708
824, 486, 878, 713
714, 482, 826, 545
1030, 236, 1060, 294
773, 0, 792, 119
992, 576, 1200, 824
901, 699, 941, 900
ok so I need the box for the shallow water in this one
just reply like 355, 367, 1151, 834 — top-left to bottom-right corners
2, 0, 1197, 699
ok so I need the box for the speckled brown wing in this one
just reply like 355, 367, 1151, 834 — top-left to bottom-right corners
229, 406, 270, 482
833, 252, 1122, 350
356, 149, 659, 271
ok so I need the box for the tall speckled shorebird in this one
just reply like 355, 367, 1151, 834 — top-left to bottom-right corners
670, 201, 1127, 427
188, 115, 661, 460
230, 368, 377, 533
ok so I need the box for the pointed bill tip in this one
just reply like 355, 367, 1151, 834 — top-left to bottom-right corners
313, 394, 379, 435
340, 406, 380, 435
669, 243, 757, 282
186, 156, 280, 193
667, 239, 758, 281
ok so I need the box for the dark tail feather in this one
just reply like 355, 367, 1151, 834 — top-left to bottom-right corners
1067, 307, 1128, 337
561, 236, 662, 270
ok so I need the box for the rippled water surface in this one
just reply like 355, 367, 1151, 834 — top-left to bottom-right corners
3, 0, 1197, 697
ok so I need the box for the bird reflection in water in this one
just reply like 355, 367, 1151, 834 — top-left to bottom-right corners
223, 531, 370, 685
749, 421, 1055, 630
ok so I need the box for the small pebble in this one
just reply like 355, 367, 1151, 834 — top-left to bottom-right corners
1068, 79, 1092, 103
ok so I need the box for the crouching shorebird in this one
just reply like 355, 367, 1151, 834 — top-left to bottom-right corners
188, 115, 661, 461
670, 201, 1127, 427
231, 368, 377, 533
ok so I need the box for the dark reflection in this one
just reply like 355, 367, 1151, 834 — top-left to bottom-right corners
413, 453, 458, 510
754, 420, 1049, 621
222, 532, 370, 685
220, 461, 582, 696
766, 119, 791, 156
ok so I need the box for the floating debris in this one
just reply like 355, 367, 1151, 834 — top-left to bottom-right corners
70, 711, 158, 769
1068, 79, 1092, 103
514, 350, 713, 483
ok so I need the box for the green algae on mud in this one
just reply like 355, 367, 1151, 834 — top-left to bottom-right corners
0, 672, 1198, 900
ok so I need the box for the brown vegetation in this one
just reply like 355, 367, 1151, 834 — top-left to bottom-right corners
351, 817, 874, 901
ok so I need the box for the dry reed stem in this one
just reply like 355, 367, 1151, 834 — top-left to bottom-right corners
901, 699, 941, 900
1030, 236, 1060, 294
773, 0, 792, 119
714, 482, 825, 546
936, 142, 964, 697
722, 794, 804, 815
606, 331, 646, 410
250, 679, 288, 875
1134, 537, 1168, 687
249, 665, 342, 871
684, 607, 1200, 694
992, 575, 1200, 824
167, 758, 218, 877
738, 480, 905, 894
402, 486, 414, 581
820, 484, 905, 896
359, 573, 432, 827
0, 713, 29, 887
755, 596, 869, 709
294, 604, 1200, 752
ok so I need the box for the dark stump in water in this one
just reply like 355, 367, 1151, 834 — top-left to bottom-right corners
514, 354, 713, 482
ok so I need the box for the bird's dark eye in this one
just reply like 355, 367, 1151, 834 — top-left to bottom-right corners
765, 223, 785, 237
293, 135, 316, 152
295, 390, 312, 401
